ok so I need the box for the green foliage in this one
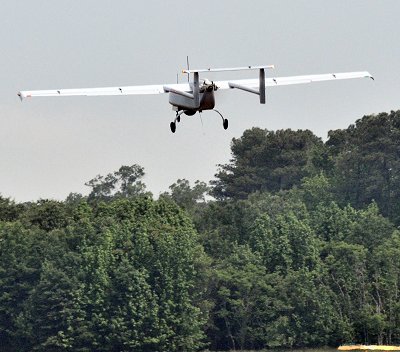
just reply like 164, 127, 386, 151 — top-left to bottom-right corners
0, 223, 44, 351
19, 199, 69, 231
162, 179, 209, 209
85, 164, 150, 202
2, 110, 400, 351
250, 212, 319, 273
368, 231, 400, 344
212, 127, 324, 199
300, 173, 334, 209
327, 111, 400, 224
0, 197, 207, 352
160, 179, 210, 231
0, 196, 23, 222
209, 245, 278, 350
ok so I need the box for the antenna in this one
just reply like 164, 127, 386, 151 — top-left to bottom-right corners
186, 56, 190, 82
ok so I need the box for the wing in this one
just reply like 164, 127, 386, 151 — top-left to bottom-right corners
215, 71, 373, 90
18, 83, 191, 100
18, 71, 373, 100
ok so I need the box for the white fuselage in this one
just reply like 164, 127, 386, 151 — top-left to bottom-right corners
168, 80, 216, 113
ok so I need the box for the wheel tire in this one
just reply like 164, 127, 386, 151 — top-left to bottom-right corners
177, 116, 181, 123
170, 122, 176, 133
223, 118, 229, 130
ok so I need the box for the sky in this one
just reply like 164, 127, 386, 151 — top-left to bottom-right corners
1, 0, 400, 202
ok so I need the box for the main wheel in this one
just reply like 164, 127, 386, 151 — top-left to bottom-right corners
223, 118, 229, 130
177, 116, 180, 123
170, 121, 176, 133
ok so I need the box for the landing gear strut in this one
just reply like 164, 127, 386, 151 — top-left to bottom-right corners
213, 109, 229, 130
170, 110, 185, 133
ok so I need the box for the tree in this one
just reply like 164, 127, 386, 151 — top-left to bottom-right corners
66, 197, 208, 352
19, 199, 69, 232
368, 231, 400, 344
114, 165, 147, 198
208, 245, 281, 350
161, 179, 210, 230
86, 164, 150, 202
250, 212, 319, 274
163, 179, 209, 210
327, 111, 400, 224
0, 196, 23, 222
0, 223, 46, 351
85, 173, 118, 202
15, 258, 80, 351
212, 127, 324, 199
321, 241, 368, 343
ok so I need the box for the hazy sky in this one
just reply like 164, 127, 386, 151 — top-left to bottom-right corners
1, 0, 399, 201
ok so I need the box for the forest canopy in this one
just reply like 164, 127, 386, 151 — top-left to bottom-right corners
1, 110, 400, 352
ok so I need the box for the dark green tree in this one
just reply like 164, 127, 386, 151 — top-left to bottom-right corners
19, 199, 69, 232
327, 111, 400, 224
212, 127, 324, 199
15, 257, 80, 351
369, 231, 400, 344
0, 196, 23, 222
208, 245, 281, 350
0, 223, 45, 351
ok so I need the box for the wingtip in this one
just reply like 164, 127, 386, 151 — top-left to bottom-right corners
18, 91, 31, 100
365, 72, 374, 80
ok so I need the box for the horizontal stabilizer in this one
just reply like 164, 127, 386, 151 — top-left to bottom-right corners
183, 65, 275, 74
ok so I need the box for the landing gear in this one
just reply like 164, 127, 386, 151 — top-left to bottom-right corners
223, 118, 228, 130
175, 110, 183, 123
169, 109, 228, 133
170, 110, 185, 133
213, 109, 229, 130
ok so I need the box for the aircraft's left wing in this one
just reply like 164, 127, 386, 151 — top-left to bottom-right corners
18, 83, 192, 100
215, 71, 373, 90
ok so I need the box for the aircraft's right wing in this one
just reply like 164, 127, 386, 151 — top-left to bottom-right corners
18, 83, 192, 100
215, 71, 373, 90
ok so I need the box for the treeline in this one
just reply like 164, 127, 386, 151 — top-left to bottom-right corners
1, 111, 400, 351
